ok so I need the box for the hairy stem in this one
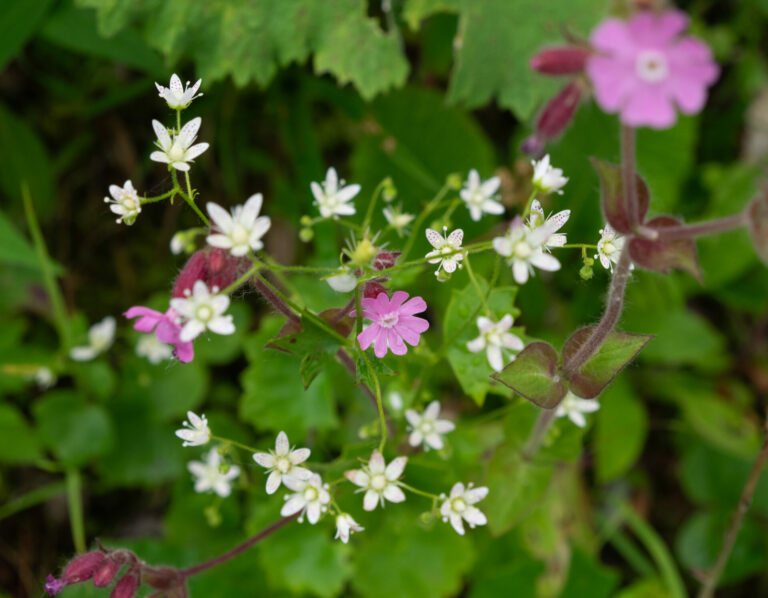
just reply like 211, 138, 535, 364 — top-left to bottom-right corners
657, 211, 748, 241
522, 409, 556, 460
620, 125, 640, 229
254, 278, 300, 323
697, 425, 768, 598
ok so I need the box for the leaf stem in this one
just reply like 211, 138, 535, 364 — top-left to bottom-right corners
522, 409, 556, 460
399, 483, 439, 501
620, 125, 640, 230
65, 468, 86, 553
212, 435, 260, 454
656, 211, 748, 241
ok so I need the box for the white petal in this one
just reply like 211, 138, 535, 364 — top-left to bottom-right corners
180, 319, 205, 342
449, 514, 465, 535
152, 120, 171, 149
207, 202, 234, 232
382, 484, 406, 503
253, 452, 275, 468
290, 447, 310, 464
345, 470, 369, 488
207, 316, 235, 335
275, 431, 290, 455
150, 151, 171, 164
425, 433, 444, 450
512, 260, 529, 284
69, 346, 97, 361
363, 489, 380, 511
178, 117, 201, 146
465, 486, 489, 503
424, 401, 441, 420
265, 471, 282, 494
463, 506, 487, 527
385, 456, 407, 480
529, 251, 561, 272
425, 228, 443, 249
466, 336, 485, 353
185, 142, 209, 161
281, 495, 306, 516
404, 409, 421, 427
487, 345, 503, 373
368, 450, 385, 474
306, 502, 321, 524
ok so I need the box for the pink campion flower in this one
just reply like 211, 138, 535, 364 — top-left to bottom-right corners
353, 291, 429, 358
586, 10, 719, 129
123, 306, 194, 363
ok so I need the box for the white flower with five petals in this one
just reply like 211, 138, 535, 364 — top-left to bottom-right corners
136, 334, 173, 364
405, 401, 455, 451
466, 314, 524, 373
169, 280, 235, 342
555, 392, 599, 428
532, 154, 568, 194
150, 117, 209, 172
252, 431, 312, 494
440, 482, 489, 535
335, 513, 364, 543
187, 449, 240, 497
280, 474, 330, 524
527, 200, 570, 250
69, 317, 116, 362
345, 449, 407, 511
311, 167, 360, 218
595, 224, 627, 271
425, 227, 464, 278
206, 194, 271, 257
155, 74, 202, 109
174, 411, 211, 447
104, 180, 141, 225
493, 217, 561, 284
460, 169, 504, 222
383, 205, 415, 235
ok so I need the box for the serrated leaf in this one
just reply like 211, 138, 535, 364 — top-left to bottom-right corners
492, 341, 565, 408
267, 309, 351, 356
299, 351, 327, 389
629, 216, 702, 279
591, 158, 650, 234
747, 189, 768, 265
561, 327, 651, 399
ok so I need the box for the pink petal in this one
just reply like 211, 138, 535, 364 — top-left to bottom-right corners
398, 315, 429, 334
374, 328, 389, 358
124, 306, 164, 332
389, 290, 409, 310
174, 341, 195, 363
395, 322, 421, 346
357, 323, 381, 351
586, 56, 637, 113
590, 18, 632, 55
388, 330, 408, 356
399, 296, 427, 316
627, 10, 688, 47
155, 318, 181, 344
620, 85, 677, 129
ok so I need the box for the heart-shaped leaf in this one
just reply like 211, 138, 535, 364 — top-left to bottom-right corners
492, 341, 566, 408
592, 158, 650, 234
629, 215, 701, 280
747, 190, 768, 265
561, 327, 652, 399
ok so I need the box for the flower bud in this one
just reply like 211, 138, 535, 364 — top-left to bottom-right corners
536, 80, 583, 142
446, 173, 463, 190
363, 282, 387, 299
93, 559, 121, 588
299, 228, 314, 242
530, 46, 590, 75
110, 572, 139, 598
62, 551, 106, 584
173, 251, 208, 297
372, 251, 400, 271
349, 238, 379, 267
299, 215, 313, 227
382, 177, 397, 202
172, 249, 243, 297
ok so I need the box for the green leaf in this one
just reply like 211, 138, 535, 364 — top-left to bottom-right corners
192, 302, 250, 365
33, 390, 113, 466
403, 0, 461, 30
591, 158, 650, 234
0, 210, 41, 270
266, 308, 351, 357
629, 216, 702, 280
0, 403, 42, 464
614, 578, 673, 598
492, 341, 565, 408
559, 547, 620, 598
561, 327, 652, 400
144, 359, 209, 421
0, 0, 54, 70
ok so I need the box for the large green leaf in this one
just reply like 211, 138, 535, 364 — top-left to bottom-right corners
0, 403, 42, 464
0, 0, 54, 70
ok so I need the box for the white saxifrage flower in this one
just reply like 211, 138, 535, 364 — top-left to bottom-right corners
187, 449, 240, 497
104, 180, 141, 225
35, 367, 56, 390
155, 74, 202, 109
136, 334, 173, 364
527, 200, 570, 249
150, 117, 209, 172
440, 482, 489, 535
405, 400, 455, 451
175, 411, 211, 447
466, 314, 524, 373
425, 227, 464, 278
595, 224, 627, 271
555, 392, 600, 428
325, 266, 358, 293
345, 449, 407, 511
531, 154, 568, 194
206, 194, 271, 256
460, 169, 504, 222
280, 473, 331, 524
169, 280, 235, 342
69, 316, 116, 362
383, 205, 415, 235
335, 513, 364, 543
252, 431, 312, 494
493, 217, 561, 284
311, 167, 360, 218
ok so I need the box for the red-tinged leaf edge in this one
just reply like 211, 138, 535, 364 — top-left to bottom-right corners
492, 341, 567, 409
591, 158, 650, 234
628, 215, 702, 280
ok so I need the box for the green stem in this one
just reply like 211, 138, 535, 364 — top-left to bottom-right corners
463, 254, 492, 317
140, 189, 176, 204
66, 468, 86, 553
176, 109, 182, 132
172, 169, 209, 226
363, 178, 388, 232
399, 483, 439, 501
522, 190, 538, 218
357, 336, 386, 451
559, 243, 598, 250
212, 435, 259, 454
401, 181, 453, 260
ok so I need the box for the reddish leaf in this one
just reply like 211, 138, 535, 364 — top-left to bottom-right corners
629, 215, 701, 280
592, 159, 650, 234
748, 190, 768, 265
491, 341, 566, 409
561, 327, 652, 399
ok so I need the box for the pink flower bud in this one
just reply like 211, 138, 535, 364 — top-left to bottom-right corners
363, 282, 387, 300
535, 80, 583, 141
93, 559, 122, 588
372, 251, 400, 271
172, 249, 244, 297
173, 251, 208, 298
62, 552, 105, 584
110, 572, 139, 598
530, 46, 590, 75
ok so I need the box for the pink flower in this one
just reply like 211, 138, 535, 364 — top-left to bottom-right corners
586, 10, 719, 129
354, 291, 429, 358
45, 575, 66, 595
124, 306, 194, 363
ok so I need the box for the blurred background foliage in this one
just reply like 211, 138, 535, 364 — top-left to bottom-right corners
1, 0, 768, 596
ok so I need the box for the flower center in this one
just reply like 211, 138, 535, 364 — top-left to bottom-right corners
418, 421, 434, 434
513, 240, 532, 259
196, 304, 213, 322
602, 242, 616, 256
636, 50, 668, 83
275, 456, 291, 473
371, 473, 388, 491
303, 486, 319, 502
231, 223, 250, 244
121, 196, 139, 211
168, 141, 186, 162
451, 497, 467, 513
378, 312, 400, 329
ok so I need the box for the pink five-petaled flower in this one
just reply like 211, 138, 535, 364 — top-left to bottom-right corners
124, 306, 194, 363
586, 10, 719, 129
354, 291, 429, 358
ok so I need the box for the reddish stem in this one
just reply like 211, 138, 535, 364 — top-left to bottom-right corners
620, 125, 640, 230
254, 279, 299, 323
656, 211, 748, 241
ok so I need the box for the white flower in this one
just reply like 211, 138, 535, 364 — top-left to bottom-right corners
466, 314, 524, 373
383, 205, 415, 235
440, 482, 488, 535
35, 367, 56, 390
335, 513, 364, 543
150, 117, 209, 172
175, 411, 211, 447
69, 316, 116, 362
280, 473, 331, 524
555, 392, 599, 428
460, 169, 504, 222
387, 391, 404, 412
104, 180, 141, 225
311, 167, 360, 219
325, 266, 358, 293
405, 401, 455, 451
532, 154, 568, 194
206, 194, 271, 257
252, 431, 312, 494
136, 334, 173, 364
425, 227, 464, 278
527, 199, 569, 249
155, 74, 203, 109
187, 449, 240, 497
595, 224, 627, 271
169, 280, 235, 343
493, 217, 561, 284
345, 449, 407, 511
170, 231, 187, 255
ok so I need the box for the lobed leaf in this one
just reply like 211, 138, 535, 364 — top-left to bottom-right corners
591, 158, 650, 234
491, 341, 566, 408
629, 216, 702, 280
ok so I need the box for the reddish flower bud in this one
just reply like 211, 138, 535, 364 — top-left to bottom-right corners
523, 81, 583, 157
93, 559, 122, 588
172, 248, 244, 297
173, 251, 208, 298
372, 251, 400, 271
363, 282, 387, 299
530, 46, 590, 75
110, 572, 139, 598
62, 552, 105, 584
